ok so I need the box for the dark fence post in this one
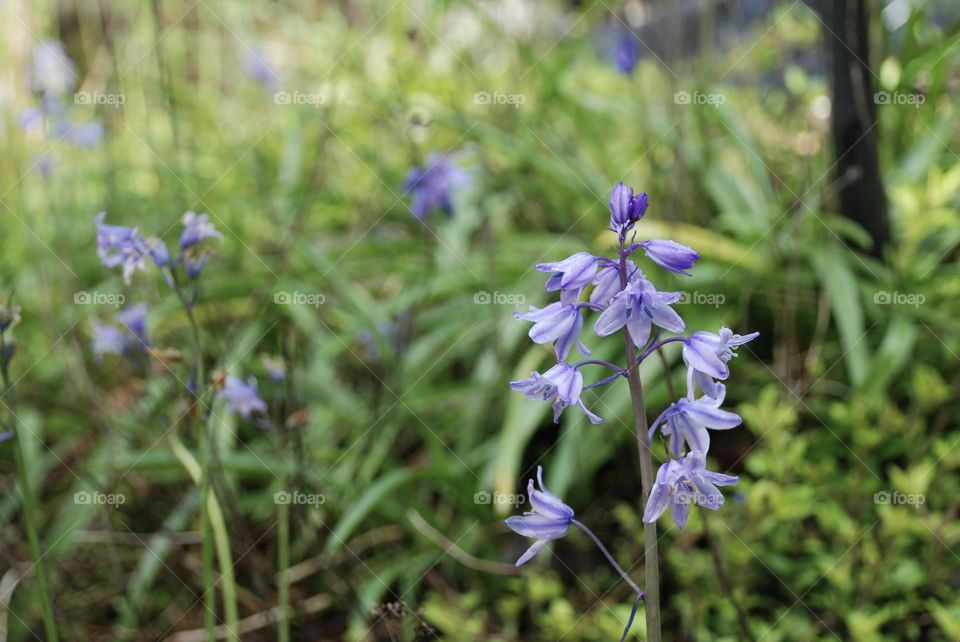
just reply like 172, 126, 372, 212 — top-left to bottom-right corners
825, 0, 890, 259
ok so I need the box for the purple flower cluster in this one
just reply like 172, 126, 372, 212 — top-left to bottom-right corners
19, 41, 104, 175
507, 181, 758, 554
95, 211, 222, 285
92, 304, 150, 359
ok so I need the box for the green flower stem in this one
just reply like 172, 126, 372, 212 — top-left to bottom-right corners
1, 330, 59, 641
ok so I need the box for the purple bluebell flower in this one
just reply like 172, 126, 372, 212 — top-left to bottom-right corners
145, 237, 171, 268
261, 354, 286, 382
53, 120, 105, 147
609, 183, 648, 236
221, 375, 268, 419
515, 302, 588, 361
683, 328, 759, 397
505, 466, 574, 566
510, 362, 601, 424
184, 254, 207, 280
536, 252, 600, 305
643, 450, 738, 529
242, 46, 282, 92
593, 275, 685, 347
95, 213, 150, 284
30, 41, 76, 98
638, 240, 700, 276
92, 322, 126, 359
116, 304, 149, 347
403, 152, 470, 220
649, 387, 741, 455
179, 212, 222, 250
599, 25, 640, 75
589, 260, 634, 307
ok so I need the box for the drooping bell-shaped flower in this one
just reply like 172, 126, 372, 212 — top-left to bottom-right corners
29, 41, 76, 98
515, 302, 589, 361
403, 152, 470, 220
116, 304, 149, 348
638, 240, 699, 275
510, 362, 601, 424
536, 252, 600, 305
95, 213, 150, 284
683, 328, 759, 398
505, 466, 574, 566
179, 212, 222, 250
643, 450, 738, 529
221, 376, 268, 419
649, 386, 741, 455
593, 275, 685, 347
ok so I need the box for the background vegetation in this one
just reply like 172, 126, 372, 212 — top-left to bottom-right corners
1, 0, 958, 640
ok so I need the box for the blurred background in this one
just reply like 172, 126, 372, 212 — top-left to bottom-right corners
0, 0, 958, 640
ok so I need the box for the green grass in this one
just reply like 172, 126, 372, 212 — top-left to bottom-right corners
1, 1, 959, 640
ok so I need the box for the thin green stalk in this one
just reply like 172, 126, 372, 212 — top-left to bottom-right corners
1, 330, 59, 641
278, 468, 291, 642
618, 251, 662, 642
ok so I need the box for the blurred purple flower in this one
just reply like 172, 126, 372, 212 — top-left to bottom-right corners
510, 361, 601, 424
242, 46, 282, 92
403, 152, 470, 220
221, 376, 268, 419
92, 322, 126, 359
95, 213, 150, 284
599, 25, 639, 75
643, 450, 738, 529
30, 41, 76, 98
505, 466, 574, 566
179, 212, 222, 250
117, 304, 149, 347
